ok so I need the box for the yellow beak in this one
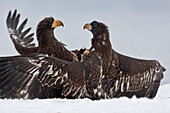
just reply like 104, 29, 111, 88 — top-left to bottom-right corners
52, 20, 64, 28
83, 23, 92, 30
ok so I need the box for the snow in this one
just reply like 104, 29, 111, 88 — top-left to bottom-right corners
0, 1, 170, 112
0, 84, 169, 113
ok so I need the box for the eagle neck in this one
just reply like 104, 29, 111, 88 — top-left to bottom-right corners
92, 31, 112, 58
92, 30, 113, 73
36, 28, 55, 47
36, 27, 73, 61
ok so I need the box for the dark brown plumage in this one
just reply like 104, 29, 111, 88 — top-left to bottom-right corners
2, 10, 166, 99
0, 52, 102, 99
7, 9, 73, 61
0, 21, 165, 100
84, 21, 166, 98
35, 17, 73, 61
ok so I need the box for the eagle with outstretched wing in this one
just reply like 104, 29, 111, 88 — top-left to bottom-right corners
6, 10, 77, 61
4, 9, 91, 99
84, 21, 166, 98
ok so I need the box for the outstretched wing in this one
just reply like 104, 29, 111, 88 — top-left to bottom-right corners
0, 53, 87, 99
6, 9, 38, 55
111, 51, 165, 98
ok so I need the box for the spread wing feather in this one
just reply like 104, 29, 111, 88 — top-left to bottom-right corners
6, 9, 38, 55
0, 53, 88, 99
111, 51, 165, 98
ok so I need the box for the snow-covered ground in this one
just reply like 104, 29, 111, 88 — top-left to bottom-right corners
0, 84, 169, 113
0, 1, 169, 112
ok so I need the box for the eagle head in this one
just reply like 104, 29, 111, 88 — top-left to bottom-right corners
37, 17, 64, 30
83, 21, 108, 35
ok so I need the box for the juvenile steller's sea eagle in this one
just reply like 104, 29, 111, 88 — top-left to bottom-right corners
6, 10, 89, 62
84, 21, 166, 98
4, 9, 88, 98
6, 9, 76, 61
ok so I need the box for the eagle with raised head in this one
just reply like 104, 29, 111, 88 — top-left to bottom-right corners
84, 21, 166, 98
6, 9, 75, 61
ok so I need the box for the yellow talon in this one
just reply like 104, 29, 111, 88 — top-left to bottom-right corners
83, 50, 90, 55
70, 51, 79, 62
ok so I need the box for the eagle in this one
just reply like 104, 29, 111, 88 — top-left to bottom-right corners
7, 9, 89, 62
0, 21, 165, 99
5, 9, 90, 99
6, 9, 75, 61
84, 21, 166, 98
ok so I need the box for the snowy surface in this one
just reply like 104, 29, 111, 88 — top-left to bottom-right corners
0, 1, 169, 112
0, 84, 169, 113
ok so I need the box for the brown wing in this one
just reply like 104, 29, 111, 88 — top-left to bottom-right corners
0, 53, 89, 99
111, 51, 165, 98
6, 9, 38, 55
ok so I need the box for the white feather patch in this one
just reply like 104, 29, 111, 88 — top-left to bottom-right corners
60, 77, 64, 84
102, 41, 105, 45
94, 89, 98, 94
54, 76, 61, 84
48, 65, 53, 75
98, 92, 101, 97
78, 89, 83, 98
115, 80, 119, 91
8, 28, 15, 34
23, 93, 29, 99
126, 76, 130, 91
66, 85, 73, 96
28, 59, 42, 67
72, 86, 81, 97
52, 70, 59, 77
121, 82, 124, 92
63, 73, 68, 78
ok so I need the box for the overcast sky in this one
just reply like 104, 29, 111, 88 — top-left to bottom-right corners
0, 0, 170, 84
